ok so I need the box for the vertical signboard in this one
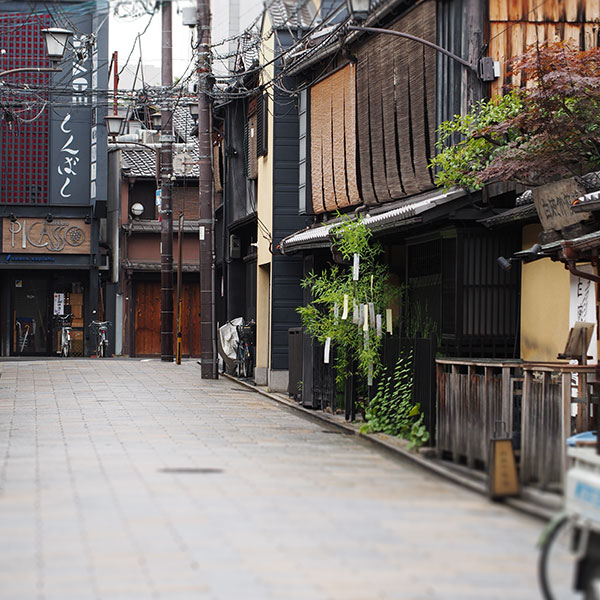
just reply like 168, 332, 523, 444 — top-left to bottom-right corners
50, 13, 93, 205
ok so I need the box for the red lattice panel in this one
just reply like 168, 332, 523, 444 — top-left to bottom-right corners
0, 13, 51, 204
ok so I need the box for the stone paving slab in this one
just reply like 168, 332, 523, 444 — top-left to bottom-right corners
0, 359, 573, 599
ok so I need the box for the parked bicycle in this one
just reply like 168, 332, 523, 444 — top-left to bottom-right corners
89, 320, 110, 358
538, 446, 600, 600
54, 314, 72, 358
236, 320, 255, 378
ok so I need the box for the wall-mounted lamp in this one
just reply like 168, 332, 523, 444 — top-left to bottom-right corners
41, 27, 73, 62
46, 213, 53, 223
84, 214, 91, 224
130, 203, 144, 218
9, 213, 17, 222
497, 243, 545, 271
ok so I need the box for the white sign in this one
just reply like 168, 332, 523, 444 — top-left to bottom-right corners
53, 293, 65, 316
569, 265, 597, 365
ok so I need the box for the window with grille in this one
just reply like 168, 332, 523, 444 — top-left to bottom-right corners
0, 13, 51, 205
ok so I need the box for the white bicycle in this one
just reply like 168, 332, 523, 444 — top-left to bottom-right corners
55, 314, 72, 358
89, 320, 110, 358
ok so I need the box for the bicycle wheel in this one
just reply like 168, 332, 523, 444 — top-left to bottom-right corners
97, 338, 104, 358
538, 514, 580, 600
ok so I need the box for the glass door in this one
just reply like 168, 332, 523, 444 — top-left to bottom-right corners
13, 278, 49, 355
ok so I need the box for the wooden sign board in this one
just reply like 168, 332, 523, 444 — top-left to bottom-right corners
488, 438, 520, 499
532, 178, 589, 232
563, 322, 595, 359
2, 218, 91, 255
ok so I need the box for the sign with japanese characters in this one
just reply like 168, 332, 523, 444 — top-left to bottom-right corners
2, 218, 90, 255
49, 13, 93, 205
532, 177, 590, 232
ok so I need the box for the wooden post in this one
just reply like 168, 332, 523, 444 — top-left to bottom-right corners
176, 213, 184, 365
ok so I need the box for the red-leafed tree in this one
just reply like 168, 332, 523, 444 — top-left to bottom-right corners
431, 42, 600, 189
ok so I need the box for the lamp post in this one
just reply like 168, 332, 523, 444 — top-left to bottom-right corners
344, 0, 496, 81
0, 28, 72, 78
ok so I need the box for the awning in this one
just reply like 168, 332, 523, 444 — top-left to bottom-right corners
279, 189, 466, 254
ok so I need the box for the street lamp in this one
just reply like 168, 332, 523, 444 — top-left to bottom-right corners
344, 0, 497, 81
104, 114, 125, 140
188, 100, 199, 120
41, 28, 73, 62
0, 27, 73, 78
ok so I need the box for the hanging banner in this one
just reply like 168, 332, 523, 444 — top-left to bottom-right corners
569, 265, 598, 365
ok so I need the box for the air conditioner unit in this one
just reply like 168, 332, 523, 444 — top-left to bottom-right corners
141, 130, 159, 144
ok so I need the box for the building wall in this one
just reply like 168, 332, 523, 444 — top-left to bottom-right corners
255, 13, 275, 378
520, 224, 570, 361
489, 0, 600, 97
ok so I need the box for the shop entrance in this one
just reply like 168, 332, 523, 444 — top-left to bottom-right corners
10, 274, 86, 356
13, 278, 48, 355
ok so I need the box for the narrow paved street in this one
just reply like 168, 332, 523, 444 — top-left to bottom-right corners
0, 359, 554, 599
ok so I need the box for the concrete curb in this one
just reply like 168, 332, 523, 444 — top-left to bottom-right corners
224, 373, 559, 523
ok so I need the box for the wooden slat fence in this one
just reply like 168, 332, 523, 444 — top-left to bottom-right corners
437, 359, 596, 491
437, 360, 522, 468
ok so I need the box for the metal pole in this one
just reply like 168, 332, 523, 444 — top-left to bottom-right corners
176, 212, 184, 364
160, 0, 174, 362
347, 25, 475, 72
197, 0, 217, 378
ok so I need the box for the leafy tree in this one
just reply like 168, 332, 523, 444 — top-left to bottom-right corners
431, 42, 600, 189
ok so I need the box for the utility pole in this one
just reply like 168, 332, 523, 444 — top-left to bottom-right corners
196, 0, 217, 378
160, 0, 174, 361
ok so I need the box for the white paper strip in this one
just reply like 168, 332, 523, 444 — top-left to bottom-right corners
368, 362, 373, 386
369, 302, 375, 328
324, 337, 331, 363
352, 253, 360, 281
376, 314, 382, 338
363, 304, 369, 331
333, 303, 339, 322
352, 303, 359, 324
342, 295, 349, 320
386, 308, 393, 334
363, 329, 369, 349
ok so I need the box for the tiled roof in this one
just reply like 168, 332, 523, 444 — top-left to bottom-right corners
280, 189, 465, 253
120, 106, 200, 179
121, 148, 156, 178
122, 259, 200, 272
479, 203, 538, 228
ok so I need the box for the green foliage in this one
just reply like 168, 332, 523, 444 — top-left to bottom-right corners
431, 43, 600, 189
297, 214, 402, 387
360, 350, 430, 450
430, 91, 524, 191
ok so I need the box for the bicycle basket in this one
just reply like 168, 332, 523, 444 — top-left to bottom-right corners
238, 324, 255, 343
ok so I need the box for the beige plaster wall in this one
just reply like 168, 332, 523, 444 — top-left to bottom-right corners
520, 224, 570, 361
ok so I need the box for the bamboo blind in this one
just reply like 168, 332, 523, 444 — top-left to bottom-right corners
310, 64, 360, 214
356, 0, 437, 205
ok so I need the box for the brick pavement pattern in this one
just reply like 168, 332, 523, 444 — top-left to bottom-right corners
0, 360, 557, 599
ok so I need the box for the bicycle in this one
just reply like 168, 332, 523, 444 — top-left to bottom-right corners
55, 314, 72, 357
538, 447, 600, 600
235, 320, 255, 379
89, 320, 110, 358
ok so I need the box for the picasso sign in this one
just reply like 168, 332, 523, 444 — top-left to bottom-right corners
2, 218, 90, 255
